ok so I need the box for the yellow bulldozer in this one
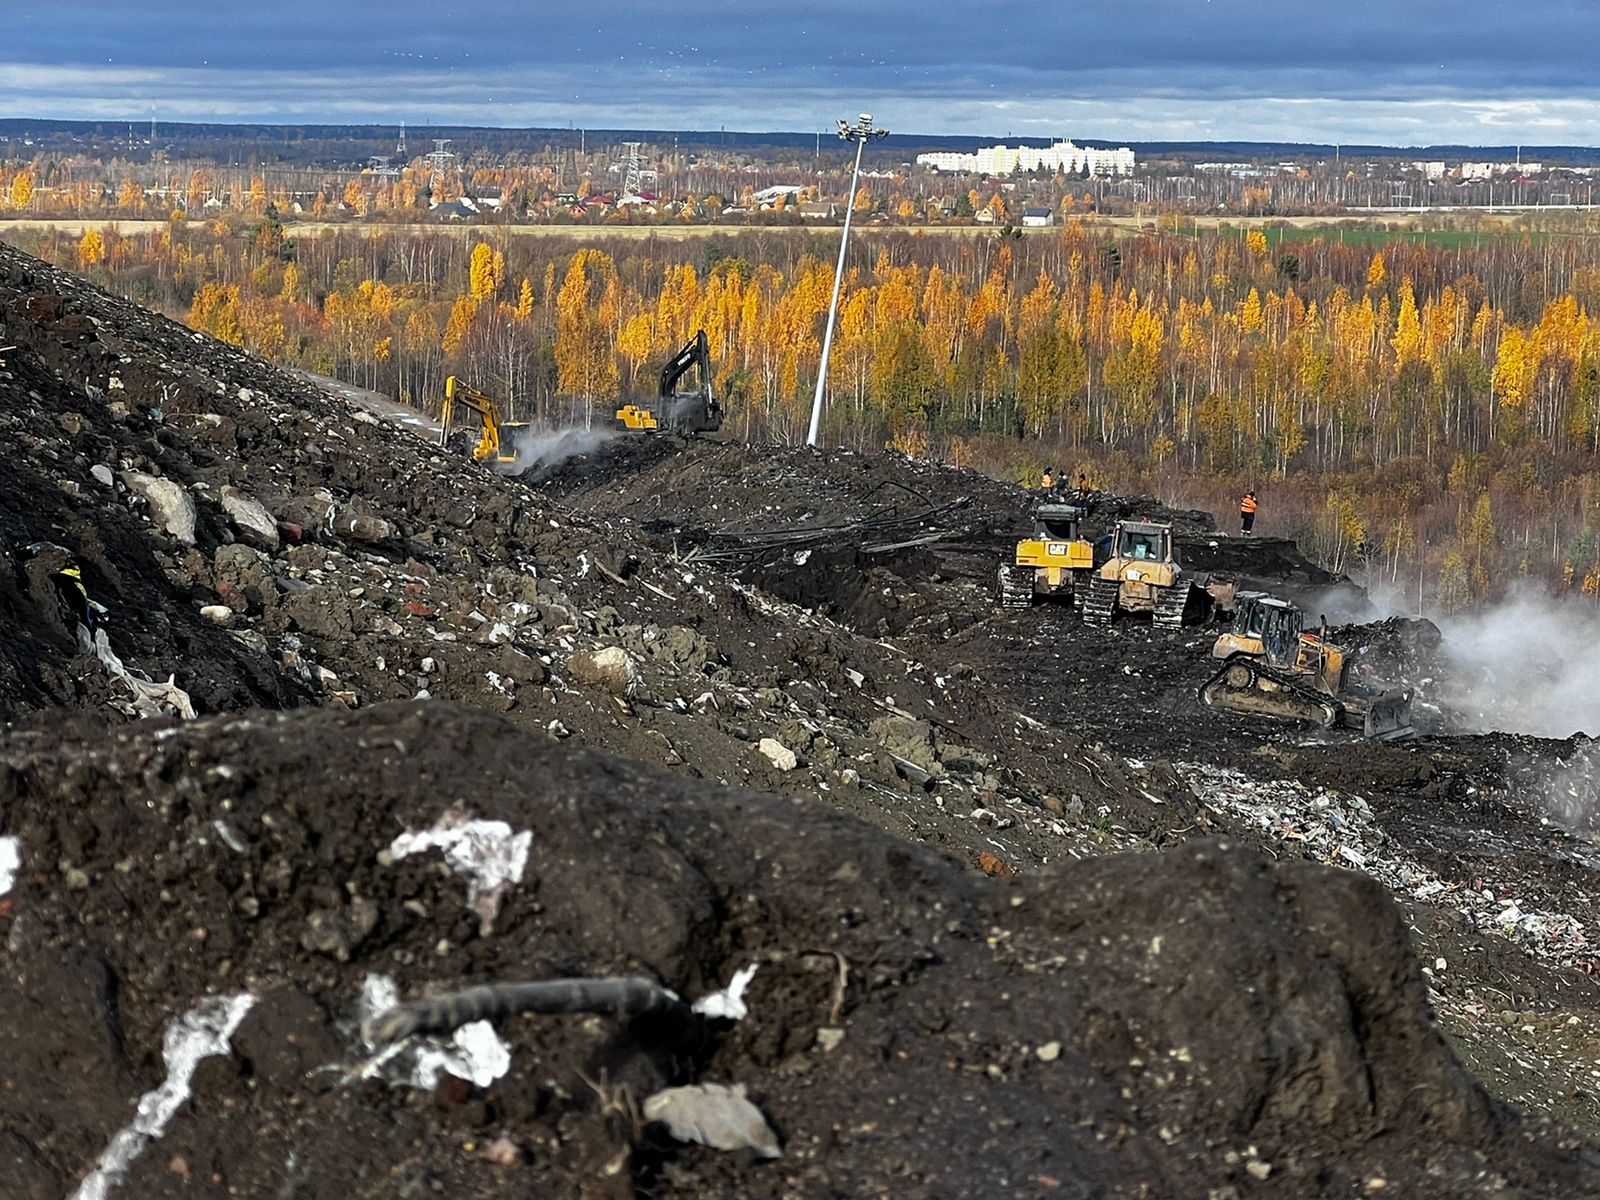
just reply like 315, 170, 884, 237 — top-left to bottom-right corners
1199, 593, 1413, 738
437, 375, 527, 469
1080, 519, 1205, 628
997, 502, 1096, 609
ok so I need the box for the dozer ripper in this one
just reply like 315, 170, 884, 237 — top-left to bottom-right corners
1199, 593, 1413, 738
615, 330, 723, 434
1080, 519, 1205, 628
997, 502, 1096, 609
438, 375, 528, 469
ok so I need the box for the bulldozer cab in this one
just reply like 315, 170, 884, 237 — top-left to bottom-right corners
1231, 594, 1304, 671
1115, 522, 1171, 564
1034, 503, 1085, 541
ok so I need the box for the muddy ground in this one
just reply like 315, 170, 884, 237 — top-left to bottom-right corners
4, 239, 1600, 1196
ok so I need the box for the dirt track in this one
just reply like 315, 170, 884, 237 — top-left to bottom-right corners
4, 239, 1600, 1195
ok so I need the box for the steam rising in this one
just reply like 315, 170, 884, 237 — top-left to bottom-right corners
499, 426, 615, 482
1437, 590, 1600, 739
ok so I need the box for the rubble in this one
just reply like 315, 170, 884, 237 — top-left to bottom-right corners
3, 237, 1600, 1193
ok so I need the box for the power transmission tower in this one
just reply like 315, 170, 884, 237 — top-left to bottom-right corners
426, 139, 455, 194
617, 142, 657, 195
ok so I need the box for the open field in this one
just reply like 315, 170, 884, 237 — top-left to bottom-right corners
4, 211, 1592, 248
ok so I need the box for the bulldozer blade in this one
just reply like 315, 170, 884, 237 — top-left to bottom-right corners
1360, 692, 1415, 740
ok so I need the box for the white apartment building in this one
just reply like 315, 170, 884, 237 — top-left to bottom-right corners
917, 140, 1136, 177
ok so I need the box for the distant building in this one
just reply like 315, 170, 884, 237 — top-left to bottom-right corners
798, 201, 837, 220
1021, 207, 1053, 227
918, 140, 1135, 177
752, 184, 804, 207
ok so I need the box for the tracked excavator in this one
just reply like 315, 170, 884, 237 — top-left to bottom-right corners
1199, 593, 1413, 738
437, 375, 528, 469
997, 502, 1096, 609
615, 330, 723, 434
1080, 519, 1208, 627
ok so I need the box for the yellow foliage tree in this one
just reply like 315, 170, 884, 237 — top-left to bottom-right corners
468, 243, 497, 301
1366, 251, 1387, 290
8, 170, 34, 210
76, 229, 107, 269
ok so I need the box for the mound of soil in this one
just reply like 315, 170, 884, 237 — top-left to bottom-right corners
1, 702, 1592, 1199
7, 237, 1600, 1190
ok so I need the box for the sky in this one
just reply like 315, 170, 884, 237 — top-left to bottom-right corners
4, 1, 1600, 146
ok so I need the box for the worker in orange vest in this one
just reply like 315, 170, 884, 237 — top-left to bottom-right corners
1240, 490, 1258, 536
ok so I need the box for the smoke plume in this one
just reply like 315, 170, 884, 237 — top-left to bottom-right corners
1436, 588, 1600, 739
500, 426, 615, 483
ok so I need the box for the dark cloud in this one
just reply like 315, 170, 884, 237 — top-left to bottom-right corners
4, 0, 1600, 142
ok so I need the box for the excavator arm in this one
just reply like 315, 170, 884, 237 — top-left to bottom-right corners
616, 330, 722, 433
440, 375, 506, 463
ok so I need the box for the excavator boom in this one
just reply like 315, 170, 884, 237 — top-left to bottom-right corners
617, 330, 723, 433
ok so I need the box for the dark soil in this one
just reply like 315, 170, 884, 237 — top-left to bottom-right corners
4, 238, 1600, 1196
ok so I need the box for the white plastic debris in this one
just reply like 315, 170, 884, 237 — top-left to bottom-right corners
643, 1082, 781, 1158
0, 836, 20, 894
70, 992, 255, 1200
693, 963, 759, 1021
356, 974, 511, 1091
387, 813, 531, 934
90, 628, 196, 720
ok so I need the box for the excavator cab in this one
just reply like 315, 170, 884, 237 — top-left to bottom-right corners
616, 330, 723, 433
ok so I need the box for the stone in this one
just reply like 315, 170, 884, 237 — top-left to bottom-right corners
329, 507, 393, 543
758, 738, 798, 772
120, 469, 197, 545
220, 486, 280, 550
565, 646, 638, 696
199, 605, 234, 627
90, 463, 115, 487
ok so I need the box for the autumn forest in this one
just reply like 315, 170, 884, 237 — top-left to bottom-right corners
10, 210, 1600, 613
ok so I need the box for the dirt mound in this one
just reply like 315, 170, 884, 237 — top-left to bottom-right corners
9, 238, 1600, 1186
0, 702, 1591, 1199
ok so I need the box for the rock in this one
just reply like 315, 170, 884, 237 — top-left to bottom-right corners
328, 507, 392, 543
220, 486, 281, 550
1036, 1041, 1062, 1062
200, 605, 234, 627
565, 646, 638, 697
643, 1082, 781, 1159
758, 738, 798, 772
89, 463, 114, 487
120, 469, 197, 545
868, 714, 943, 779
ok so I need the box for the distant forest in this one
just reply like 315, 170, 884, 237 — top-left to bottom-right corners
11, 212, 1600, 613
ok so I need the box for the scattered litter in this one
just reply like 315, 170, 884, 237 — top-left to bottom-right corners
693, 963, 759, 1021
90, 628, 196, 720
355, 974, 511, 1090
0, 836, 20, 894
387, 813, 531, 935
643, 1082, 781, 1158
70, 992, 254, 1200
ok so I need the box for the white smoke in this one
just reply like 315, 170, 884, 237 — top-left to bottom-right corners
1436, 588, 1600, 738
499, 426, 616, 483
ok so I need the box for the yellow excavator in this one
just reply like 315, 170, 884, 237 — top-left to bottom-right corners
1080, 519, 1205, 627
1199, 594, 1413, 738
437, 375, 528, 468
615, 330, 723, 433
997, 502, 1096, 609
